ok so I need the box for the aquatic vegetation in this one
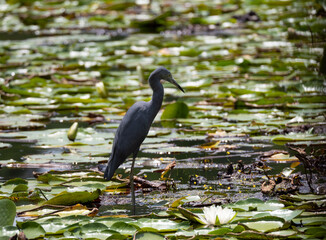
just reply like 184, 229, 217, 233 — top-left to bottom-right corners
0, 0, 325, 238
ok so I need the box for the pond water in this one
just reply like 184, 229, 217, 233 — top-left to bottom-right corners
0, 117, 308, 216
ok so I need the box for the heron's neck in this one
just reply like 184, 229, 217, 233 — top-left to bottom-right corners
149, 79, 164, 118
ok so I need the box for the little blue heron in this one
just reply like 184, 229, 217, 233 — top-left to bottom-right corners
104, 67, 184, 213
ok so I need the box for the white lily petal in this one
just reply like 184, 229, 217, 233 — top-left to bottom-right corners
216, 206, 236, 224
198, 205, 236, 226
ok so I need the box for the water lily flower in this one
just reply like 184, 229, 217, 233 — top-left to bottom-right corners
198, 205, 236, 226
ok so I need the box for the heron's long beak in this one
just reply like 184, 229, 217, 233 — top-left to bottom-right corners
169, 78, 185, 93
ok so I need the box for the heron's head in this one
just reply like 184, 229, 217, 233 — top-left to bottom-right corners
153, 67, 185, 93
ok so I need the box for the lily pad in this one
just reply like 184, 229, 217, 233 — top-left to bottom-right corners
0, 199, 16, 227
226, 198, 284, 211
43, 189, 101, 205
134, 218, 190, 232
161, 102, 189, 120
110, 222, 139, 236
0, 226, 19, 239
134, 231, 165, 240
242, 219, 284, 233
20, 222, 46, 239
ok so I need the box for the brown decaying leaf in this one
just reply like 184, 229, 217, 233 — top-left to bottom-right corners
159, 161, 176, 180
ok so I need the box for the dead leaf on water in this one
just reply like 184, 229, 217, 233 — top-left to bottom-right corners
199, 141, 221, 149
269, 153, 299, 162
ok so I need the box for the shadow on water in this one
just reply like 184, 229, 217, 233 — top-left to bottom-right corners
0, 31, 37, 40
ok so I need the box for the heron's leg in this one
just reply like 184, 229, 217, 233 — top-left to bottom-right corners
130, 149, 138, 215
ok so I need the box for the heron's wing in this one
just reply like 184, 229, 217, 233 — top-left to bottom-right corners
114, 101, 152, 154
104, 101, 152, 180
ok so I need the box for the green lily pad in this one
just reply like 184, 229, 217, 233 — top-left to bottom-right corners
12, 184, 28, 192
161, 102, 189, 120
0, 226, 19, 239
0, 1, 325, 239
20, 222, 46, 239
0, 199, 16, 227
272, 133, 326, 144
209, 227, 233, 235
135, 218, 190, 232
226, 198, 284, 211
3, 178, 28, 186
304, 226, 326, 238
242, 220, 284, 233
0, 114, 45, 130
110, 222, 139, 236
267, 229, 298, 237
43, 189, 101, 205
171, 195, 201, 208
177, 207, 202, 224
252, 209, 303, 222
96, 217, 135, 227
80, 222, 109, 232
293, 216, 326, 226
134, 231, 165, 240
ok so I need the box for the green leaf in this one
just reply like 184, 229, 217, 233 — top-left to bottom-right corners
161, 101, 189, 120
12, 184, 28, 192
177, 207, 202, 224
21, 222, 46, 239
110, 222, 139, 235
37, 173, 65, 184
293, 216, 326, 226
135, 218, 189, 232
0, 199, 16, 227
0, 226, 19, 238
229, 230, 272, 239
76, 222, 121, 239
106, 233, 127, 239
282, 194, 326, 201
38, 222, 72, 234
171, 195, 201, 208
96, 217, 135, 227
272, 133, 326, 144
181, 78, 213, 89
43, 189, 101, 205
226, 198, 284, 211
267, 229, 298, 237
233, 225, 246, 233
305, 226, 326, 238
3, 178, 28, 186
209, 227, 232, 235
253, 209, 303, 222
241, 220, 284, 233
134, 231, 165, 240
81, 222, 108, 232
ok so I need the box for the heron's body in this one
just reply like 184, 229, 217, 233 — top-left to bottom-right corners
104, 100, 161, 180
103, 67, 184, 214
104, 67, 168, 180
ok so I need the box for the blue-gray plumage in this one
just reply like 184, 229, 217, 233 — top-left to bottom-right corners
104, 67, 184, 181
